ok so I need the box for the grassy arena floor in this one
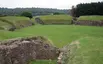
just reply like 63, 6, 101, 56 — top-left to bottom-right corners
0, 25, 103, 48
0, 25, 103, 64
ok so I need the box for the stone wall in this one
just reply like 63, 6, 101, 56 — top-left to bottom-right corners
57, 41, 78, 64
0, 36, 57, 64
35, 17, 44, 25
75, 20, 103, 26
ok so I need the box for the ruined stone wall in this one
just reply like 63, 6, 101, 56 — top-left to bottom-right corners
75, 20, 103, 26
0, 36, 57, 64
57, 41, 78, 64
35, 17, 44, 25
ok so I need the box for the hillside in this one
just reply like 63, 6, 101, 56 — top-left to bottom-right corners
35, 15, 72, 24
0, 8, 69, 16
0, 16, 34, 30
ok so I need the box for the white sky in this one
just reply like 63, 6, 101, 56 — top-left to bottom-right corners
0, 0, 103, 9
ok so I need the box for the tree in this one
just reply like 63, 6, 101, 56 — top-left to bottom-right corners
71, 6, 76, 17
0, 8, 68, 16
53, 12, 61, 15
21, 12, 34, 25
75, 2, 103, 17
21, 12, 33, 19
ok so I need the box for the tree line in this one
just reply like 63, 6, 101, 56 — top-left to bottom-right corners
71, 2, 103, 17
0, 8, 69, 16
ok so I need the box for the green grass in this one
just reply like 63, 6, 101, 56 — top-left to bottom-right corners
29, 60, 56, 64
68, 37, 103, 64
78, 15, 103, 21
0, 16, 34, 29
0, 25, 103, 48
39, 15, 72, 24
0, 25, 103, 64
40, 15, 72, 21
0, 18, 15, 30
1, 16, 30, 22
0, 20, 12, 29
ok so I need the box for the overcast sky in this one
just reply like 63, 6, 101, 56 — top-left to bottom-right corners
0, 0, 102, 9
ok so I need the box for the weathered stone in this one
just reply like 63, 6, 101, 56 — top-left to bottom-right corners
35, 17, 44, 24
8, 26, 16, 31
0, 36, 57, 64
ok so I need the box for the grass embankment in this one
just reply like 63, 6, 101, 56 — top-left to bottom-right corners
1, 16, 29, 21
39, 15, 72, 24
78, 15, 103, 21
0, 16, 33, 29
0, 20, 11, 30
0, 18, 15, 30
0, 25, 103, 64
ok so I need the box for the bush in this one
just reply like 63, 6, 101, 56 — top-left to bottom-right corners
21, 12, 33, 19
53, 12, 64, 15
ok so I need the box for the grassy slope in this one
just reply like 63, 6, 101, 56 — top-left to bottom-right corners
78, 15, 103, 21
0, 20, 11, 29
1, 16, 30, 22
0, 25, 103, 64
0, 16, 32, 29
39, 15, 72, 24
40, 15, 72, 21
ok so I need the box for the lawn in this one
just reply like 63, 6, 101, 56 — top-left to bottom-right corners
0, 25, 103, 48
0, 25, 103, 64
74, 37, 103, 64
78, 15, 103, 21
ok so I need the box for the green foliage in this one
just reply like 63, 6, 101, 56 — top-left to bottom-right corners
21, 12, 33, 19
53, 12, 64, 15
0, 8, 69, 16
78, 16, 103, 21
75, 2, 103, 17
70, 6, 76, 17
